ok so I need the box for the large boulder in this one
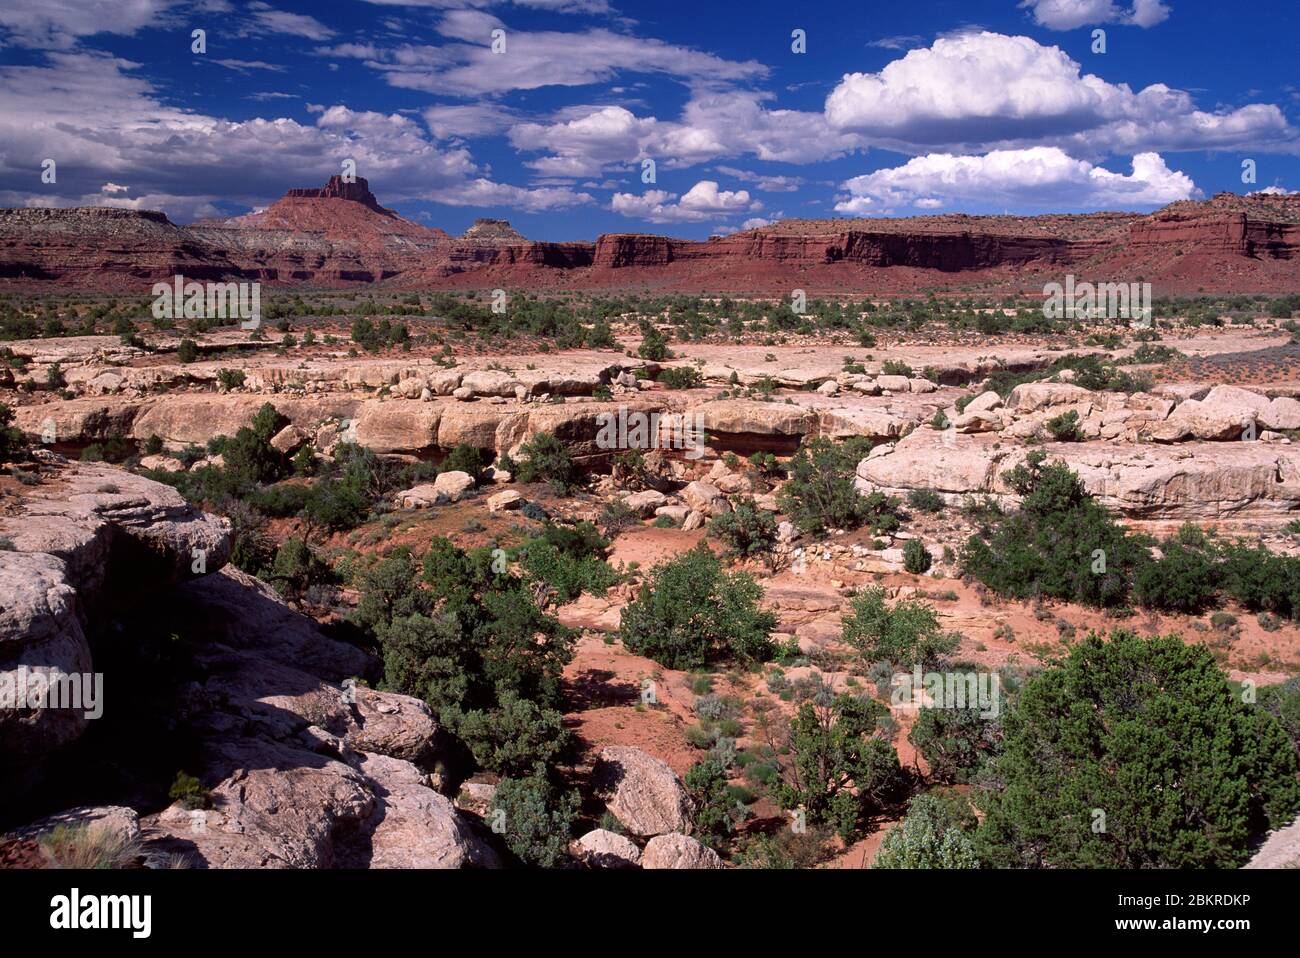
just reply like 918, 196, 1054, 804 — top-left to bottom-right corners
1007, 382, 1095, 414
641, 833, 724, 869
592, 746, 694, 838
572, 828, 642, 868
433, 470, 476, 502
681, 480, 726, 516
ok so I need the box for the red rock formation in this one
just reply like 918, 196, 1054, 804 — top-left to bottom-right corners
3, 180, 1298, 293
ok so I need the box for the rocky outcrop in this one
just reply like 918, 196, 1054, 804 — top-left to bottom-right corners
0, 458, 494, 869
857, 429, 1300, 525
571, 828, 642, 868
6, 184, 1298, 293
641, 833, 725, 869
592, 746, 694, 838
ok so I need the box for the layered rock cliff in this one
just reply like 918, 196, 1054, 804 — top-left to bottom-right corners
0, 458, 497, 868
3, 180, 1298, 292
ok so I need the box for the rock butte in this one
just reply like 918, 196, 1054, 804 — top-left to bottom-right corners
2, 178, 1299, 294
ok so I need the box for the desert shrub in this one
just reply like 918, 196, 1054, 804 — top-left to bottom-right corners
439, 443, 485, 482
736, 826, 832, 868
519, 521, 619, 602
216, 368, 246, 391
686, 759, 744, 846
266, 537, 332, 600
458, 692, 570, 777
1132, 541, 1217, 614
1044, 409, 1083, 442
841, 587, 958, 669
881, 360, 912, 376
710, 498, 778, 558
961, 453, 1148, 608
1258, 678, 1300, 758
908, 698, 1003, 784
771, 693, 906, 842
176, 338, 198, 363
974, 631, 1300, 868
659, 365, 702, 389
1217, 541, 1300, 618
778, 436, 896, 537
618, 544, 776, 669
513, 432, 577, 493
903, 537, 932, 574
0, 404, 29, 464
907, 488, 945, 514
748, 451, 783, 477
375, 540, 577, 773
637, 322, 669, 361
873, 792, 979, 869
598, 497, 641, 537
168, 771, 212, 810
586, 321, 617, 350
490, 766, 581, 867
38, 824, 141, 870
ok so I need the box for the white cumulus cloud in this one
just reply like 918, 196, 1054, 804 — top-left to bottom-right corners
611, 180, 761, 223
824, 32, 1293, 156
1020, 0, 1171, 30
834, 147, 1197, 213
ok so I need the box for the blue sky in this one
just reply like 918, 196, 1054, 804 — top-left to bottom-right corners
1, 0, 1298, 239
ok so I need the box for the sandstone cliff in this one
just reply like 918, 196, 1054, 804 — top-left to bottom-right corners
3, 179, 1298, 292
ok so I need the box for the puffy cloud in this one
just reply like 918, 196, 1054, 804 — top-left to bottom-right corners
509, 106, 657, 177
1020, 0, 1171, 30
611, 180, 761, 223
834, 147, 1197, 213
0, 0, 178, 50
825, 32, 1294, 156
509, 93, 860, 181
0, 51, 579, 221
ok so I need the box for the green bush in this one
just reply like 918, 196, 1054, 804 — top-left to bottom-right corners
618, 544, 776, 669
1043, 409, 1083, 442
974, 632, 1300, 868
907, 488, 945, 514
490, 766, 580, 867
710, 498, 778, 558
519, 521, 619, 602
685, 759, 744, 846
177, 338, 198, 364
637, 322, 669, 361
903, 537, 932, 574
0, 404, 29, 464
841, 586, 957, 669
216, 368, 246, 391
513, 432, 577, 493
439, 443, 485, 482
778, 436, 896, 537
772, 693, 906, 842
458, 692, 570, 777
1132, 541, 1217, 614
873, 792, 979, 868
659, 366, 702, 389
908, 698, 1002, 784
961, 452, 1148, 608
168, 771, 212, 810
